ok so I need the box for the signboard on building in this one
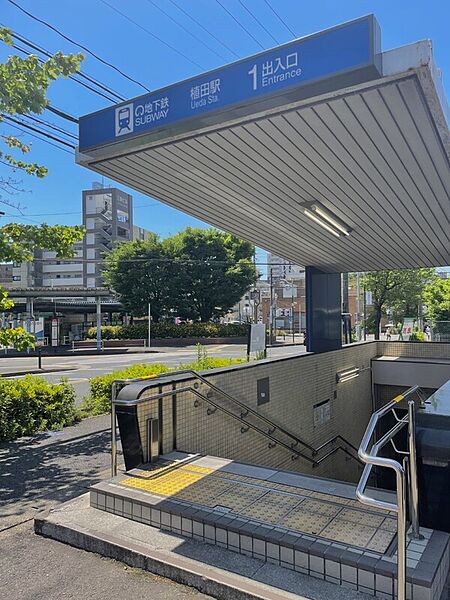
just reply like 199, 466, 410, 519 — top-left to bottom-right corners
282, 285, 297, 298
34, 317, 45, 346
79, 16, 381, 150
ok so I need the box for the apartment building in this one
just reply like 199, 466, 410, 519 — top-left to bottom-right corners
8, 185, 152, 290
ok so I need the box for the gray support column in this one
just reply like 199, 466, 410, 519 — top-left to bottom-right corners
305, 266, 342, 353
96, 296, 102, 352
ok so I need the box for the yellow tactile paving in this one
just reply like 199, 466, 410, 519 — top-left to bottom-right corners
181, 465, 215, 475
120, 460, 397, 553
122, 470, 205, 496
135, 464, 176, 479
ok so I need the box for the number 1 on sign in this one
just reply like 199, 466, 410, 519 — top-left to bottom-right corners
248, 64, 257, 91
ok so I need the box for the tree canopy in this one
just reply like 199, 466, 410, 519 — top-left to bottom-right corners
423, 278, 450, 322
104, 228, 258, 322
0, 27, 84, 349
363, 269, 437, 339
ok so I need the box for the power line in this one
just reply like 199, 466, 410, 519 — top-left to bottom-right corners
7, 29, 126, 102
45, 105, 78, 124
167, 0, 240, 59
99, 0, 206, 71
11, 39, 119, 104
261, 0, 296, 38
237, 0, 280, 45
23, 114, 77, 141
144, 0, 229, 62
6, 0, 151, 92
9, 202, 160, 218
214, 0, 265, 50
2, 117, 75, 154
3, 115, 76, 149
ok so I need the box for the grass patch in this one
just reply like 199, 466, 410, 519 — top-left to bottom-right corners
79, 345, 246, 417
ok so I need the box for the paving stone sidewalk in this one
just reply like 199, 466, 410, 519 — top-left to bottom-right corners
0, 416, 211, 600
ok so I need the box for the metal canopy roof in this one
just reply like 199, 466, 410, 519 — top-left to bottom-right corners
77, 21, 450, 273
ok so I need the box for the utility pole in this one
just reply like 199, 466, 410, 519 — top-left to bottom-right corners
269, 268, 273, 345
96, 296, 102, 352
148, 302, 151, 348
291, 279, 295, 343
356, 272, 361, 341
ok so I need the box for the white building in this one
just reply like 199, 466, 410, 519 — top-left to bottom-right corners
267, 253, 304, 282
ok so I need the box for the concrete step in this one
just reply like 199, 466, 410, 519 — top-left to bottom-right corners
87, 453, 449, 600
35, 493, 373, 600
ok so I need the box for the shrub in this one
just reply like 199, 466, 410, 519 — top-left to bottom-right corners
0, 376, 79, 442
410, 331, 426, 342
79, 363, 169, 417
86, 322, 249, 340
80, 348, 246, 417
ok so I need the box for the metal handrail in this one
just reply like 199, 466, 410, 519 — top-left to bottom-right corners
110, 369, 363, 476
172, 369, 318, 453
151, 369, 361, 465
356, 385, 421, 600
110, 380, 316, 477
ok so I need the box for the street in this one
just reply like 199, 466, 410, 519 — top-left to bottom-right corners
0, 343, 307, 404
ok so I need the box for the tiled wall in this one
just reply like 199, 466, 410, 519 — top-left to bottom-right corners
377, 341, 450, 359
136, 342, 379, 482
132, 341, 450, 483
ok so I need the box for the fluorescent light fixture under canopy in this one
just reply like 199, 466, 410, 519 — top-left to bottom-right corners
303, 202, 351, 238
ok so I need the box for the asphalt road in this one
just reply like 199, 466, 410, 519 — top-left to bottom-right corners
1, 344, 306, 404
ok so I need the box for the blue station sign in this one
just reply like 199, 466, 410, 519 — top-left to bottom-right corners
79, 15, 381, 151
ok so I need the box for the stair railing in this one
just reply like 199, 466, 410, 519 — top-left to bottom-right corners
356, 385, 423, 600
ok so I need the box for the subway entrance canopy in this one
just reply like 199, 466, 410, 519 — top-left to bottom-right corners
77, 15, 450, 274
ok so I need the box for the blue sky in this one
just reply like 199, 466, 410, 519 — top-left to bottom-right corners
1, 0, 450, 261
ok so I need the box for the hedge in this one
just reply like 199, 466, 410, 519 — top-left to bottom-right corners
86, 322, 249, 340
0, 376, 79, 442
79, 355, 246, 417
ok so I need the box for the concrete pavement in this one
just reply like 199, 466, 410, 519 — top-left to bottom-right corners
1, 521, 212, 600
0, 413, 212, 599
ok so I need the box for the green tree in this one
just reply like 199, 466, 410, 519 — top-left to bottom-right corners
104, 228, 258, 322
363, 269, 436, 340
0, 27, 83, 190
169, 228, 258, 322
104, 234, 175, 321
0, 27, 84, 349
423, 278, 450, 322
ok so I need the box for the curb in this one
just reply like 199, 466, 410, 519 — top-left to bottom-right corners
34, 506, 305, 600
0, 367, 77, 378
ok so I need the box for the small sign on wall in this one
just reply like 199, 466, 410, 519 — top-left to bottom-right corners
257, 377, 270, 406
313, 399, 331, 426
